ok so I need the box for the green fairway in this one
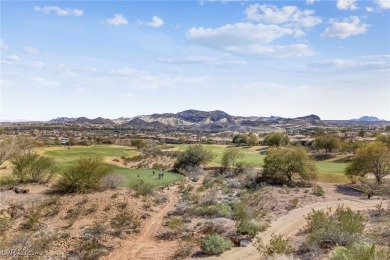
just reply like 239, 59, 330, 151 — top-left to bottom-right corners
114, 168, 183, 187
168, 144, 348, 183
41, 145, 138, 169
315, 161, 348, 183
167, 144, 266, 167
39, 145, 182, 187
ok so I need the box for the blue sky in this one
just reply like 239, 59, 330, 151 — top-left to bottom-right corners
1, 0, 389, 121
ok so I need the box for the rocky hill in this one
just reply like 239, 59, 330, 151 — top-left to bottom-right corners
48, 110, 326, 132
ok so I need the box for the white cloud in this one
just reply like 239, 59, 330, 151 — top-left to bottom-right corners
34, 6, 83, 16
321, 16, 368, 39
376, 0, 390, 9
22, 46, 39, 55
6, 54, 20, 62
225, 44, 316, 58
0, 39, 9, 50
30, 77, 60, 87
138, 16, 164, 28
306, 0, 317, 5
337, 0, 358, 10
157, 55, 247, 66
187, 22, 303, 47
104, 14, 128, 26
245, 4, 322, 28
366, 6, 374, 12
146, 16, 164, 28
186, 22, 315, 58
308, 55, 390, 71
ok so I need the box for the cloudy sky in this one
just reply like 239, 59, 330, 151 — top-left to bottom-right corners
1, 0, 389, 121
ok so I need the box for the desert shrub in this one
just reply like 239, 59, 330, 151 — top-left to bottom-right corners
189, 203, 231, 218
173, 241, 194, 259
237, 219, 261, 237
40, 196, 61, 217
84, 204, 98, 215
58, 157, 113, 193
287, 197, 299, 210
0, 175, 16, 186
330, 243, 390, 260
201, 234, 233, 255
153, 195, 168, 205
201, 221, 226, 235
257, 234, 294, 256
305, 205, 364, 249
152, 163, 168, 171
129, 179, 154, 196
312, 185, 325, 197
166, 217, 184, 233
110, 211, 140, 236
11, 153, 56, 183
131, 139, 147, 149
0, 216, 13, 235
21, 205, 42, 230
99, 173, 127, 190
173, 145, 213, 172
84, 220, 107, 242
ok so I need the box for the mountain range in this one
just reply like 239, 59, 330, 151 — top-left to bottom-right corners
14, 110, 386, 132
48, 109, 325, 132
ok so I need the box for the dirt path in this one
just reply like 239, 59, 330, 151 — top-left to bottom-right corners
207, 197, 384, 260
104, 187, 179, 260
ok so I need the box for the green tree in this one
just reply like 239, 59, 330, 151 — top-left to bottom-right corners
11, 153, 56, 183
263, 133, 289, 147
313, 135, 340, 155
130, 139, 146, 149
376, 133, 390, 148
69, 137, 77, 146
345, 142, 390, 185
0, 136, 36, 166
232, 134, 248, 146
247, 134, 259, 146
173, 145, 213, 172
58, 157, 114, 193
263, 147, 317, 184
221, 148, 243, 168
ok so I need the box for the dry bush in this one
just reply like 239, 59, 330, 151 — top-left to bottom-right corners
99, 173, 127, 190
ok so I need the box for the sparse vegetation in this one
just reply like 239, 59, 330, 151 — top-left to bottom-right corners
257, 234, 294, 257
57, 157, 114, 193
11, 153, 56, 183
330, 243, 390, 260
201, 234, 233, 255
312, 184, 325, 197
129, 179, 155, 196
302, 205, 365, 251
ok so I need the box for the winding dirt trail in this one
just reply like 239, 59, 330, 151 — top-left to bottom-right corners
104, 187, 179, 260
207, 198, 384, 260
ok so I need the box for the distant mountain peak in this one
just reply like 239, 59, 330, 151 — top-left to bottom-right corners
352, 116, 382, 122
295, 114, 321, 121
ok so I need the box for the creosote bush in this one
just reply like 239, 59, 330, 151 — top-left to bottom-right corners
11, 153, 56, 183
257, 234, 293, 257
201, 234, 233, 255
330, 243, 390, 260
304, 205, 364, 249
312, 184, 325, 197
57, 157, 113, 193
129, 179, 154, 196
